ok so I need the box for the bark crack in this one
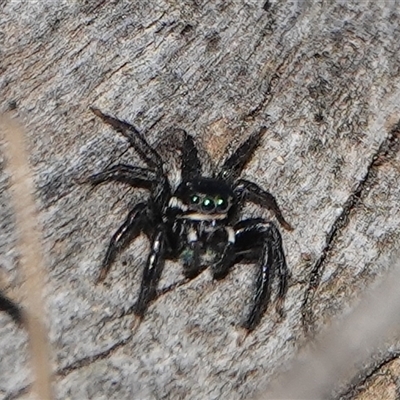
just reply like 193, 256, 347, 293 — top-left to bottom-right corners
335, 349, 400, 400
301, 120, 400, 336
57, 335, 133, 378
5, 335, 133, 399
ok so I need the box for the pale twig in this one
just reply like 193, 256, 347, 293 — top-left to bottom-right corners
1, 114, 53, 400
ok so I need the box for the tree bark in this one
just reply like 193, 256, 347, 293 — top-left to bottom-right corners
1, 1, 400, 399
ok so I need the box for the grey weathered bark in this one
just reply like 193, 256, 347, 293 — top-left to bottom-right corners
1, 1, 400, 399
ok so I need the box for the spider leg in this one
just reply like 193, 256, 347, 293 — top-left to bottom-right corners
97, 203, 148, 283
90, 108, 171, 209
234, 218, 289, 331
218, 127, 266, 182
87, 164, 157, 188
181, 133, 202, 180
133, 225, 166, 317
90, 107, 163, 172
182, 225, 202, 278
0, 291, 22, 324
234, 179, 293, 231
208, 227, 236, 280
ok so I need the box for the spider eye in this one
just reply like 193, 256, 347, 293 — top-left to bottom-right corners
215, 197, 227, 211
202, 197, 215, 211
190, 195, 200, 204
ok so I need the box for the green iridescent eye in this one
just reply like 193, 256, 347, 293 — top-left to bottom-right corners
216, 197, 228, 211
191, 195, 200, 204
202, 197, 215, 211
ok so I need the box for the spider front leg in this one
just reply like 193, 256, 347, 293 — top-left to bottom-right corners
234, 179, 293, 231
207, 227, 236, 280
133, 225, 167, 317
182, 226, 202, 279
171, 220, 205, 279
234, 218, 289, 331
97, 203, 148, 283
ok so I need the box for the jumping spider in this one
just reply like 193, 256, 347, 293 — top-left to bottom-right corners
88, 108, 292, 331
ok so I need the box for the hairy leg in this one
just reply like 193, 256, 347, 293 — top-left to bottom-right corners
181, 133, 202, 181
90, 107, 163, 172
234, 179, 293, 231
97, 203, 148, 283
234, 219, 289, 331
209, 227, 236, 280
218, 127, 266, 182
133, 225, 167, 317
87, 164, 156, 188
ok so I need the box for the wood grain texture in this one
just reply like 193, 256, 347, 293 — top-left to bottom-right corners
1, 1, 400, 399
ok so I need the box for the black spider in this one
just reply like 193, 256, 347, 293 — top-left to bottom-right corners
88, 108, 292, 331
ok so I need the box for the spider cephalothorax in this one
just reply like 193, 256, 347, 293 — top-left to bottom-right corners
88, 107, 292, 331
169, 178, 235, 218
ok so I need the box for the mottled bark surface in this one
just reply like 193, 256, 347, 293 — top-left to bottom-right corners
1, 1, 400, 399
